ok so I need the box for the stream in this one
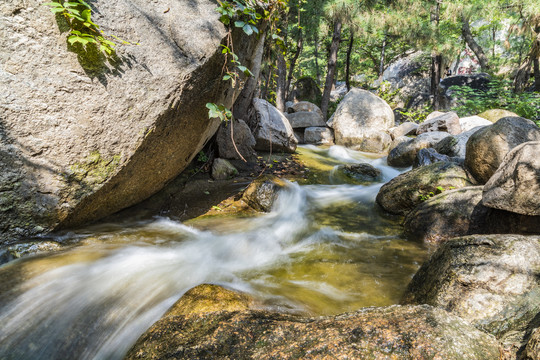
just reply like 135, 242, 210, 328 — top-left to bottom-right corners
0, 145, 428, 360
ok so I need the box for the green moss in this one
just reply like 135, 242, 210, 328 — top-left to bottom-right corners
69, 151, 121, 187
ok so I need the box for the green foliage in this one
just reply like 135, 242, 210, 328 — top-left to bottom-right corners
206, 103, 233, 122
197, 151, 209, 163
377, 81, 400, 108
396, 107, 432, 124
44, 0, 134, 56
216, 0, 263, 35
450, 79, 540, 125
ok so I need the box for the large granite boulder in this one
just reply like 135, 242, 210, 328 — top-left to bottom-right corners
387, 131, 451, 167
217, 119, 257, 161
287, 101, 324, 118
525, 328, 540, 360
478, 109, 519, 123
483, 142, 540, 216
250, 99, 297, 153
465, 117, 540, 184
402, 234, 540, 351
0, 0, 265, 243
434, 126, 486, 158
416, 112, 461, 135
403, 187, 492, 243
330, 88, 394, 153
376, 162, 473, 215
126, 286, 500, 360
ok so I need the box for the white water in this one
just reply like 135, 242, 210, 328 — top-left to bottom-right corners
0, 146, 424, 360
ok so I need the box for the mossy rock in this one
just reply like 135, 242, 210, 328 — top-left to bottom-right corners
477, 109, 519, 123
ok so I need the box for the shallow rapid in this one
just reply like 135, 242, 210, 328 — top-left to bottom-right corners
0, 145, 427, 360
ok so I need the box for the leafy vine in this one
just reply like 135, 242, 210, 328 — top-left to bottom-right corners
44, 0, 135, 56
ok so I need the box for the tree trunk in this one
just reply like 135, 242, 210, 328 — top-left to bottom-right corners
431, 54, 442, 110
514, 58, 532, 93
534, 57, 540, 92
276, 50, 287, 112
379, 31, 387, 77
345, 34, 353, 92
285, 35, 303, 100
461, 15, 490, 71
321, 20, 342, 120
314, 33, 321, 86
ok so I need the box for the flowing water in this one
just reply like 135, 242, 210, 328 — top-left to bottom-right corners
0, 145, 427, 360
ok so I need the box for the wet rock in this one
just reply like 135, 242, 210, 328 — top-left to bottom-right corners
216, 119, 257, 161
285, 111, 325, 128
0, 0, 265, 243
166, 284, 255, 317
434, 126, 486, 158
0, 241, 63, 265
402, 234, 540, 346
376, 162, 473, 216
403, 186, 491, 243
465, 117, 540, 184
211, 159, 238, 180
126, 296, 500, 360
387, 131, 451, 167
416, 112, 461, 135
459, 116, 493, 132
251, 99, 298, 153
304, 127, 334, 145
330, 88, 394, 153
478, 109, 520, 123
288, 77, 321, 105
333, 163, 382, 185
241, 176, 288, 212
413, 148, 459, 168
483, 141, 540, 216
389, 122, 419, 139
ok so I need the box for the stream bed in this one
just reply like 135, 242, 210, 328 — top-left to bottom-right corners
0, 145, 428, 360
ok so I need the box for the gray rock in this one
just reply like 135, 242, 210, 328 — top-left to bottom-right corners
0, 0, 264, 243
465, 117, 540, 184
288, 77, 321, 105
402, 234, 540, 343
211, 159, 238, 180
381, 52, 427, 87
440, 73, 492, 93
483, 141, 540, 216
251, 99, 298, 153
413, 148, 460, 168
459, 116, 493, 132
217, 119, 257, 161
387, 131, 451, 167
425, 111, 447, 121
417, 112, 461, 135
304, 127, 334, 145
389, 122, 418, 139
478, 109, 519, 123
434, 126, 486, 158
286, 101, 323, 119
331, 88, 394, 153
241, 176, 288, 212
293, 130, 304, 144
388, 135, 412, 154
376, 162, 473, 215
403, 186, 492, 243
333, 163, 382, 185
285, 111, 325, 128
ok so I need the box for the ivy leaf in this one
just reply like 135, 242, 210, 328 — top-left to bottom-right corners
50, 7, 66, 14
235, 20, 246, 28
242, 24, 253, 35
223, 74, 232, 81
